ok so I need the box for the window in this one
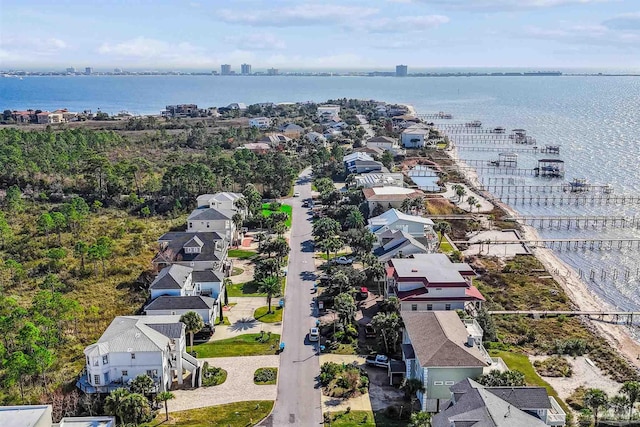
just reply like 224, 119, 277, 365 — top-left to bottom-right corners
131, 353, 136, 360
445, 304, 452, 311
436, 288, 442, 291
94, 375, 100, 385
426, 304, 433, 311
206, 222, 210, 228
445, 381, 455, 386
189, 222, 192, 228
411, 304, 418, 311
433, 381, 444, 386
93, 358, 99, 367
102, 355, 109, 365
122, 370, 128, 377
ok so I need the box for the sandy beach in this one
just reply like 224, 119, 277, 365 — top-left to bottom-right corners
446, 138, 640, 370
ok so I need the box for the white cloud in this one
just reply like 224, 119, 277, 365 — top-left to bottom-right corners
0, 36, 67, 55
218, 4, 379, 27
96, 37, 218, 67
403, 0, 611, 11
603, 12, 640, 30
522, 22, 640, 49
225, 33, 286, 51
361, 14, 450, 33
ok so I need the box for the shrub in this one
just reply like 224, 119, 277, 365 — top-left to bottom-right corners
254, 367, 278, 384
552, 338, 587, 356
320, 362, 341, 385
534, 355, 573, 377
202, 364, 227, 387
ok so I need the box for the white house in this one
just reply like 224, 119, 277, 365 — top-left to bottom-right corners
192, 269, 226, 299
306, 131, 327, 145
366, 136, 404, 155
386, 253, 485, 312
343, 152, 386, 174
368, 208, 436, 239
372, 229, 430, 262
362, 187, 424, 214
401, 127, 431, 148
401, 311, 490, 412
353, 172, 405, 188
0, 405, 115, 427
196, 192, 246, 216
317, 105, 341, 118
248, 117, 271, 128
154, 231, 229, 272
145, 295, 219, 325
150, 264, 194, 299
79, 316, 200, 393
187, 207, 238, 242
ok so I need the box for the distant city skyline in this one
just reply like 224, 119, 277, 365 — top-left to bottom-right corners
2, 0, 640, 70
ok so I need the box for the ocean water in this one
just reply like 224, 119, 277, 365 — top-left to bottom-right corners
2, 74, 640, 310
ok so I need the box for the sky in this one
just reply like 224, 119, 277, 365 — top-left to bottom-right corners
2, 0, 640, 71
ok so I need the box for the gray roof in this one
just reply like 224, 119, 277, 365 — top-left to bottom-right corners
155, 232, 227, 265
149, 264, 193, 290
145, 295, 216, 311
147, 323, 185, 339
390, 253, 474, 284
0, 405, 51, 427
367, 136, 397, 144
84, 316, 184, 356
373, 230, 428, 261
183, 235, 204, 248
401, 311, 487, 368
432, 385, 548, 427
187, 207, 233, 221
484, 387, 552, 410
192, 270, 225, 282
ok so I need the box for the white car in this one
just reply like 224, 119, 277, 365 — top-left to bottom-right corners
334, 256, 354, 265
309, 327, 320, 342
293, 192, 301, 197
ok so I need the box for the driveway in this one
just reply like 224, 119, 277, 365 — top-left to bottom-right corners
213, 297, 282, 341
169, 355, 279, 412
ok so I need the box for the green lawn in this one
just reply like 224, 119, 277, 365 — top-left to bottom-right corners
193, 333, 281, 357
228, 249, 257, 259
490, 350, 571, 416
438, 234, 455, 254
317, 251, 351, 261
215, 316, 231, 326
262, 203, 293, 227
144, 400, 274, 426
254, 306, 283, 323
227, 281, 266, 297
230, 266, 244, 276
324, 410, 409, 427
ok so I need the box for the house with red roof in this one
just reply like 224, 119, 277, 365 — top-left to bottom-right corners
386, 253, 484, 313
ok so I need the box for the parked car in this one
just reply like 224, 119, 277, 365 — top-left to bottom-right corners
293, 191, 301, 197
309, 327, 320, 342
193, 326, 215, 342
334, 256, 354, 265
365, 354, 390, 368
358, 287, 369, 299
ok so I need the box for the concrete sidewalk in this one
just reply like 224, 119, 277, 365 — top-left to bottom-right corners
170, 355, 279, 412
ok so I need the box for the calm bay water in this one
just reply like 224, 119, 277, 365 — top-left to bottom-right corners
2, 74, 640, 310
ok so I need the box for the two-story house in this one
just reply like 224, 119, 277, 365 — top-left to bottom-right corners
154, 231, 229, 273
343, 152, 386, 174
78, 316, 200, 394
145, 296, 218, 325
196, 192, 246, 216
366, 136, 404, 155
432, 378, 566, 426
248, 117, 271, 128
187, 208, 234, 241
401, 311, 490, 412
368, 208, 437, 245
386, 253, 485, 312
353, 172, 404, 189
149, 264, 194, 299
362, 187, 424, 215
401, 126, 431, 148
373, 229, 430, 262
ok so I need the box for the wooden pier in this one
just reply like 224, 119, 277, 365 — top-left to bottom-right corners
418, 113, 453, 120
481, 183, 614, 195
509, 215, 640, 229
456, 146, 541, 154
447, 165, 538, 176
494, 193, 640, 206
454, 238, 640, 251
487, 310, 640, 325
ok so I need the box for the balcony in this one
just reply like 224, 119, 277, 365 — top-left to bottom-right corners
546, 397, 567, 426
463, 319, 484, 340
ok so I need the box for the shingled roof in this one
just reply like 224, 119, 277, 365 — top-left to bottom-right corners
401, 311, 487, 368
145, 295, 217, 311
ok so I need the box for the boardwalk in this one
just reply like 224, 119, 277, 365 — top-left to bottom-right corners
494, 193, 640, 206
488, 310, 640, 325
511, 215, 640, 230
455, 238, 640, 251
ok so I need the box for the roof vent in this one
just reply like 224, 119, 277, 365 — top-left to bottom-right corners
466, 335, 475, 347
127, 348, 133, 352
135, 333, 141, 338
411, 268, 418, 272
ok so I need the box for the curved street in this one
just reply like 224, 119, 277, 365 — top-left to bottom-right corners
261, 168, 322, 426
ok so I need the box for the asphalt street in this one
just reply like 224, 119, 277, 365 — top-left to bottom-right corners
262, 168, 322, 426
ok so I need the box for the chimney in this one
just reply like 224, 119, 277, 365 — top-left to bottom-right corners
466, 335, 475, 347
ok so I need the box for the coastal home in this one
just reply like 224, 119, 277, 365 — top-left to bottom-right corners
187, 205, 239, 242
386, 253, 485, 312
316, 105, 341, 118
343, 152, 386, 174
196, 192, 246, 217
368, 208, 435, 238
0, 405, 114, 427
362, 186, 424, 214
373, 229, 430, 262
280, 123, 304, 138
154, 231, 229, 272
249, 117, 271, 128
12, 110, 33, 124
353, 146, 385, 157
353, 172, 404, 188
306, 131, 327, 145
432, 378, 566, 426
192, 269, 226, 298
401, 311, 490, 412
149, 264, 194, 299
258, 134, 291, 146
401, 126, 431, 148
163, 104, 199, 118
78, 315, 201, 393
36, 111, 52, 124
239, 142, 271, 154
366, 136, 404, 155
145, 295, 219, 325
226, 103, 247, 111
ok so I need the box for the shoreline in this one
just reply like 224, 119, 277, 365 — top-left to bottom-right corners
443, 125, 640, 370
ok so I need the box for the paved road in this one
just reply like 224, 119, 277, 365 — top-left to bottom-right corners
262, 168, 322, 426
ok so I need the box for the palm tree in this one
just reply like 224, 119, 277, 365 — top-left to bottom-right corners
466, 196, 477, 212
584, 388, 608, 426
620, 381, 640, 419
454, 185, 467, 202
401, 198, 412, 214
345, 209, 365, 229
610, 394, 630, 419
434, 222, 451, 250
409, 411, 431, 427
257, 276, 281, 313
180, 311, 204, 354
130, 374, 155, 396
104, 388, 130, 424
318, 236, 343, 261
156, 391, 175, 421
402, 378, 426, 412
334, 293, 356, 327
120, 392, 152, 426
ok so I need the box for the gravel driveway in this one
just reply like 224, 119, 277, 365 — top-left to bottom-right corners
169, 355, 279, 412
